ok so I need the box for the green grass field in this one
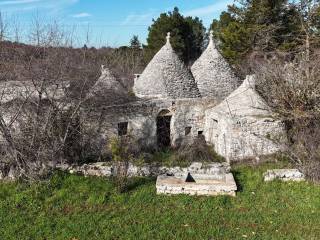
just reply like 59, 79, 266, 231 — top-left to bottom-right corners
0, 162, 319, 240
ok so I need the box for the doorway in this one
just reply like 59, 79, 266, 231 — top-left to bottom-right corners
156, 110, 172, 149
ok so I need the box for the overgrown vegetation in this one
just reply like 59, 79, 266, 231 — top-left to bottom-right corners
109, 136, 138, 193
255, 53, 320, 181
149, 138, 225, 168
0, 163, 319, 240
174, 136, 225, 165
206, 0, 320, 182
0, 16, 144, 180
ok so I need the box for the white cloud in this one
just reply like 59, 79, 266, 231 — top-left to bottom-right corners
121, 10, 158, 26
72, 12, 91, 18
0, 0, 42, 5
183, 0, 234, 18
0, 0, 78, 12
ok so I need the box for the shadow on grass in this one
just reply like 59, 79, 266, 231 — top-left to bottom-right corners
231, 169, 244, 193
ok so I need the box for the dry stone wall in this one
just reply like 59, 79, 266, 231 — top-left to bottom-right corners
206, 116, 285, 161
204, 76, 286, 161
83, 98, 216, 155
58, 161, 231, 178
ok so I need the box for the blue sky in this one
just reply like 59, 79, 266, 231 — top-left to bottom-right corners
0, 0, 234, 47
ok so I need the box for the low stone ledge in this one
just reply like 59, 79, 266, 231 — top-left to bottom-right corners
56, 161, 231, 178
263, 169, 305, 182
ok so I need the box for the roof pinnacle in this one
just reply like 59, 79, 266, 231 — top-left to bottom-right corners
209, 30, 214, 43
166, 32, 171, 44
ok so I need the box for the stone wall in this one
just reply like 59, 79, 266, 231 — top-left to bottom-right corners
204, 75, 287, 162
205, 115, 285, 161
58, 161, 231, 178
83, 98, 216, 155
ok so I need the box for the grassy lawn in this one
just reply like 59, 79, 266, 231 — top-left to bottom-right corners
0, 162, 319, 240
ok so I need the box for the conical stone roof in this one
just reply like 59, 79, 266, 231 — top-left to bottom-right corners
191, 31, 240, 100
207, 75, 271, 117
133, 33, 200, 99
88, 65, 129, 103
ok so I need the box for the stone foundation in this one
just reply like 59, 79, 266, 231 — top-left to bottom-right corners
57, 161, 231, 178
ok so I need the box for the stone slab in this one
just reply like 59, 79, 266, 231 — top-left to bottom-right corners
263, 169, 305, 182
156, 172, 237, 196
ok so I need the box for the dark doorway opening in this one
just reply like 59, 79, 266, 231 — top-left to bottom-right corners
118, 122, 128, 136
157, 111, 172, 149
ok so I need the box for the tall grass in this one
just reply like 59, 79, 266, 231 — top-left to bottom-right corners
0, 162, 319, 239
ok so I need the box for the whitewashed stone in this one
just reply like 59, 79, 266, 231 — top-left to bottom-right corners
7, 166, 17, 180
188, 162, 202, 171
156, 161, 236, 196
56, 163, 70, 171
264, 169, 305, 182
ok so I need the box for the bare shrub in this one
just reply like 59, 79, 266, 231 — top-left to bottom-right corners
103, 47, 146, 90
175, 136, 225, 166
109, 135, 137, 193
0, 44, 97, 180
288, 119, 320, 182
0, 19, 104, 180
0, 13, 147, 180
254, 53, 320, 181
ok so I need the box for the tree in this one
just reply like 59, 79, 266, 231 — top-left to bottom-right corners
210, 0, 311, 64
184, 16, 207, 63
145, 7, 206, 64
211, 10, 252, 63
130, 35, 141, 49
294, 0, 320, 60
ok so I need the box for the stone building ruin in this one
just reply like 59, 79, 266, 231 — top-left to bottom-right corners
86, 31, 286, 162
0, 31, 286, 163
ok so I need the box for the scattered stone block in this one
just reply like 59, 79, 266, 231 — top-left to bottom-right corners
263, 169, 305, 182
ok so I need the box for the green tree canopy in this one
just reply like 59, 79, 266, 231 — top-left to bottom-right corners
211, 0, 320, 64
145, 7, 206, 65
